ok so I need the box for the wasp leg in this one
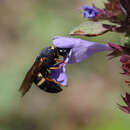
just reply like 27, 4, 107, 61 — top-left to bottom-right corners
37, 78, 45, 86
54, 58, 63, 62
45, 78, 64, 87
35, 73, 45, 86
49, 62, 67, 70
40, 57, 46, 62
38, 72, 42, 77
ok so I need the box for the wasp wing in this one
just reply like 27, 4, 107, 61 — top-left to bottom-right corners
19, 58, 46, 96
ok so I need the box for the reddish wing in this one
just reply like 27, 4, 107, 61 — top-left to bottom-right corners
19, 58, 46, 96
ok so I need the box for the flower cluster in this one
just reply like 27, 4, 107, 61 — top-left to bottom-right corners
76, 0, 130, 114
51, 0, 130, 114
106, 42, 130, 113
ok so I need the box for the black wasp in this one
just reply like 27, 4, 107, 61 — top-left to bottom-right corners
19, 46, 70, 96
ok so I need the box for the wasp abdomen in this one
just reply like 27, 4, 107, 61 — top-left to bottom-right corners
38, 80, 63, 93
34, 73, 62, 93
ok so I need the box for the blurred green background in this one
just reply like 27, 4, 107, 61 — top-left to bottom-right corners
0, 0, 130, 130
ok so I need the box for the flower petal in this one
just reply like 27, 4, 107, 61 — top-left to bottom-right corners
68, 41, 111, 64
53, 36, 112, 64
119, 93, 130, 114
53, 36, 82, 48
118, 104, 130, 114
81, 5, 99, 19
120, 55, 130, 63
51, 64, 68, 86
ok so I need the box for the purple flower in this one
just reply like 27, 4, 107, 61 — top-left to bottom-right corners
51, 62, 68, 86
81, 5, 99, 19
53, 36, 111, 64
51, 36, 111, 86
118, 93, 130, 114
50, 56, 70, 86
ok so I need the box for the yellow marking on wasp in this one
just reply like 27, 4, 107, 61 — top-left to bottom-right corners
54, 58, 63, 62
50, 62, 66, 70
40, 57, 46, 62
37, 78, 45, 86
51, 45, 55, 50
38, 73, 42, 77
40, 58, 43, 62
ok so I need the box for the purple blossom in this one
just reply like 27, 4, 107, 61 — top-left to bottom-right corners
51, 36, 111, 86
53, 36, 111, 64
81, 5, 99, 19
51, 59, 69, 86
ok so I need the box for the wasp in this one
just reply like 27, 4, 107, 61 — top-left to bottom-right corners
19, 46, 70, 96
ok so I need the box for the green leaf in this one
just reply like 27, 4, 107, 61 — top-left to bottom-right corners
70, 21, 117, 37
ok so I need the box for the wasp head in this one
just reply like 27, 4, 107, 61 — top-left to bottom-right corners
56, 47, 71, 57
